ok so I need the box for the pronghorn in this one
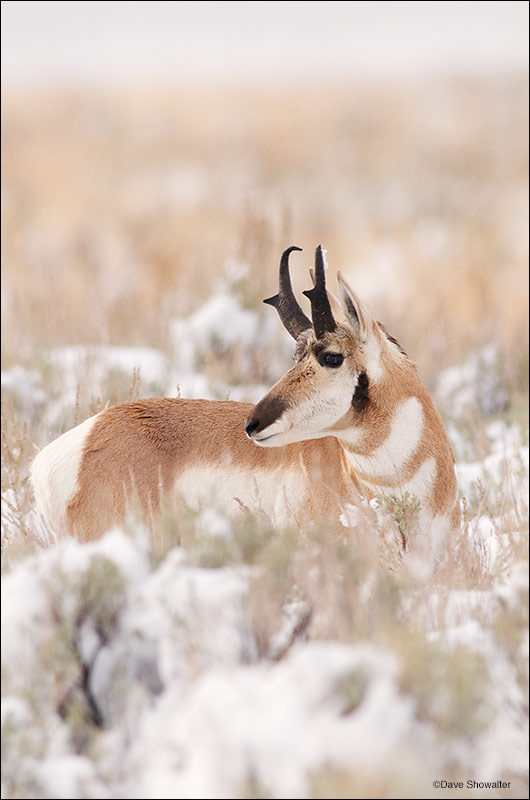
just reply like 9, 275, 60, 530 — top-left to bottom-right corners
31, 246, 459, 543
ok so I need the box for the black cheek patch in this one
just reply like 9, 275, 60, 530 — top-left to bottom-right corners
352, 371, 370, 413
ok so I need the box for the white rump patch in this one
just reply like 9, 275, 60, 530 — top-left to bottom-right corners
30, 414, 99, 539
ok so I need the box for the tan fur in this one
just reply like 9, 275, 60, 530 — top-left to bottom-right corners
34, 259, 460, 543
331, 340, 457, 509
246, 318, 459, 528
66, 399, 363, 540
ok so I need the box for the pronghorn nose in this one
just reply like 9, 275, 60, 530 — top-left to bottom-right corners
245, 396, 288, 438
245, 418, 260, 437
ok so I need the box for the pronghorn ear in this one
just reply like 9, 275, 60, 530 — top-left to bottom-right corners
337, 272, 372, 342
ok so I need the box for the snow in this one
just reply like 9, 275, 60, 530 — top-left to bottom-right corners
1, 293, 290, 429
47, 344, 168, 397
2, 539, 369, 797
436, 618, 529, 781
1, 364, 46, 411
195, 508, 233, 539
2, 290, 529, 797
1, 345, 171, 433
127, 555, 254, 684
456, 439, 529, 511
170, 294, 257, 367
169, 292, 290, 394
1, 694, 32, 729
35, 756, 106, 800
436, 344, 508, 418
125, 642, 412, 800
1, 529, 150, 684
3, 509, 528, 798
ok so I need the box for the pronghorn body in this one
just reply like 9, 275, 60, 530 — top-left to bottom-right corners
31, 399, 359, 540
31, 246, 459, 542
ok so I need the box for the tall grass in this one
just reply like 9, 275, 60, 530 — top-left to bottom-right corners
1, 73, 528, 799
2, 76, 528, 377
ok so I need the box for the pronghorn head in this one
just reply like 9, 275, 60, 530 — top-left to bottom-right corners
245, 245, 409, 447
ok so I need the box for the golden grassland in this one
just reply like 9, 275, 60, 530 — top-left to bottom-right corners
0, 76, 529, 795
1, 73, 529, 548
2, 75, 528, 373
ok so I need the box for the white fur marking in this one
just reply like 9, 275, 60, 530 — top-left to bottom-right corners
254, 377, 354, 448
361, 456, 438, 536
364, 335, 383, 381
30, 414, 99, 539
343, 397, 424, 480
176, 465, 308, 526
358, 455, 435, 500
430, 512, 451, 550
398, 456, 436, 501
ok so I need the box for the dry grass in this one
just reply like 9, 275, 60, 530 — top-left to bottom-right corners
2, 73, 528, 543
1, 74, 528, 798
1, 73, 528, 553
2, 76, 528, 380
1, 72, 527, 518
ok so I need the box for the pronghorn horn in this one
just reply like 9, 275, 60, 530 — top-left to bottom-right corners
263, 246, 312, 340
310, 266, 343, 321
302, 245, 337, 339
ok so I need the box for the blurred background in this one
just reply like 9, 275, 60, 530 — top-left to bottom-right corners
2, 7, 529, 797
1, 0, 528, 400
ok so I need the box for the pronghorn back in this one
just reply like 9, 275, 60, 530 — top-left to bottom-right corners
31, 245, 459, 543
31, 398, 360, 540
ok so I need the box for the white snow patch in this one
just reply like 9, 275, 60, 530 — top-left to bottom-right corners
1, 694, 32, 729
2, 519, 528, 798
195, 507, 233, 539
35, 755, 107, 800
170, 294, 259, 371
42, 345, 168, 426
125, 642, 412, 800
168, 291, 292, 397
1, 364, 46, 409
1, 529, 150, 685
125, 552, 254, 685
48, 344, 167, 387
436, 344, 508, 417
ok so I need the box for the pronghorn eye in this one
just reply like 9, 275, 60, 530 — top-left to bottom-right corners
320, 352, 344, 368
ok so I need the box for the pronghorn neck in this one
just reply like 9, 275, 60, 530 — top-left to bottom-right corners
30, 245, 460, 544
245, 253, 459, 531
331, 370, 458, 531
335, 394, 426, 485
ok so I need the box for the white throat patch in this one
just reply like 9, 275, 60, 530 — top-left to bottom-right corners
343, 396, 424, 480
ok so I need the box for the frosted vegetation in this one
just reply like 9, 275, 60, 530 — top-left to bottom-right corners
1, 76, 528, 798
2, 304, 528, 799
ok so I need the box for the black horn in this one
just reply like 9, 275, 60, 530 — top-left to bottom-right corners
302, 245, 337, 339
263, 246, 312, 340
